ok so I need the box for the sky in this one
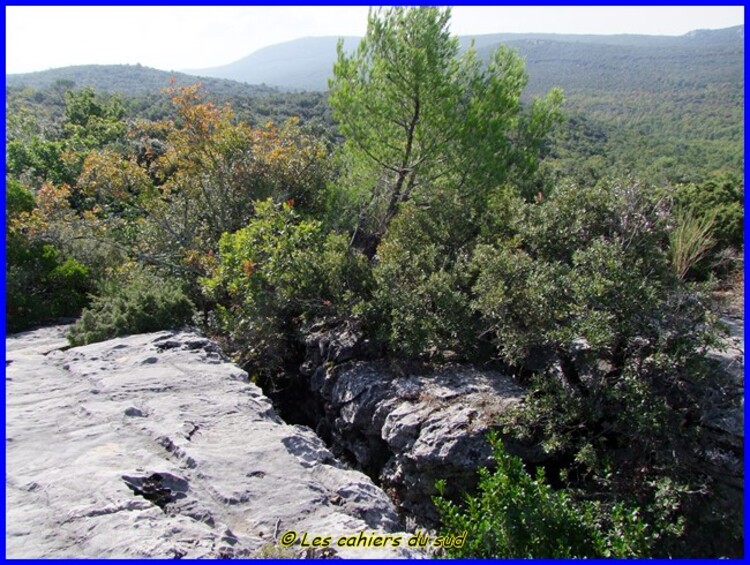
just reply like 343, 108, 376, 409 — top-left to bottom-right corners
5, 5, 745, 75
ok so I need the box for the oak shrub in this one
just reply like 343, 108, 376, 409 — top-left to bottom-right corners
434, 433, 664, 558
201, 199, 372, 370
67, 269, 195, 346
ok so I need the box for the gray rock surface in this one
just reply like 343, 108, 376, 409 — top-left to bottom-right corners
699, 315, 744, 495
311, 361, 529, 526
705, 316, 744, 443
300, 320, 364, 376
6, 326, 419, 558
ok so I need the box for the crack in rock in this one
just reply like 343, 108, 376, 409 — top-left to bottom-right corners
122, 472, 189, 512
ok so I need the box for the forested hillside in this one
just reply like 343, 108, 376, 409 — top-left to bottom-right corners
5, 63, 338, 134
7, 25, 742, 184
183, 26, 745, 93
189, 24, 744, 184
509, 31, 743, 183
5, 8, 743, 559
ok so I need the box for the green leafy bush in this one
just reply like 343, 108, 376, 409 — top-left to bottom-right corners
368, 195, 481, 359
673, 173, 743, 251
5, 177, 36, 219
670, 173, 743, 278
434, 432, 661, 558
469, 179, 723, 555
472, 179, 679, 369
67, 270, 195, 346
202, 198, 372, 369
6, 242, 92, 332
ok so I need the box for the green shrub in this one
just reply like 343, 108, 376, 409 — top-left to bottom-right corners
472, 179, 684, 367
6, 242, 92, 332
673, 173, 743, 251
669, 174, 743, 280
368, 195, 481, 359
434, 432, 659, 558
67, 270, 195, 346
202, 198, 372, 369
470, 179, 721, 556
5, 177, 35, 219
6, 179, 93, 332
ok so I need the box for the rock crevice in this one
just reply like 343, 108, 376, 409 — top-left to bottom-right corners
299, 319, 744, 536
309, 358, 532, 526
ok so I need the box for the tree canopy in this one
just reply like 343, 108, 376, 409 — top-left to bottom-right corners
328, 6, 563, 245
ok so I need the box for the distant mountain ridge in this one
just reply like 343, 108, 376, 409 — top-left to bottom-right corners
5, 64, 278, 98
183, 25, 743, 92
186, 36, 361, 92
6, 26, 742, 97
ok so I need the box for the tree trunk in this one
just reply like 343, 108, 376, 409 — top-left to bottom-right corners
384, 95, 421, 228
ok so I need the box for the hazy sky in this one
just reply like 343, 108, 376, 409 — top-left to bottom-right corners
6, 5, 745, 74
